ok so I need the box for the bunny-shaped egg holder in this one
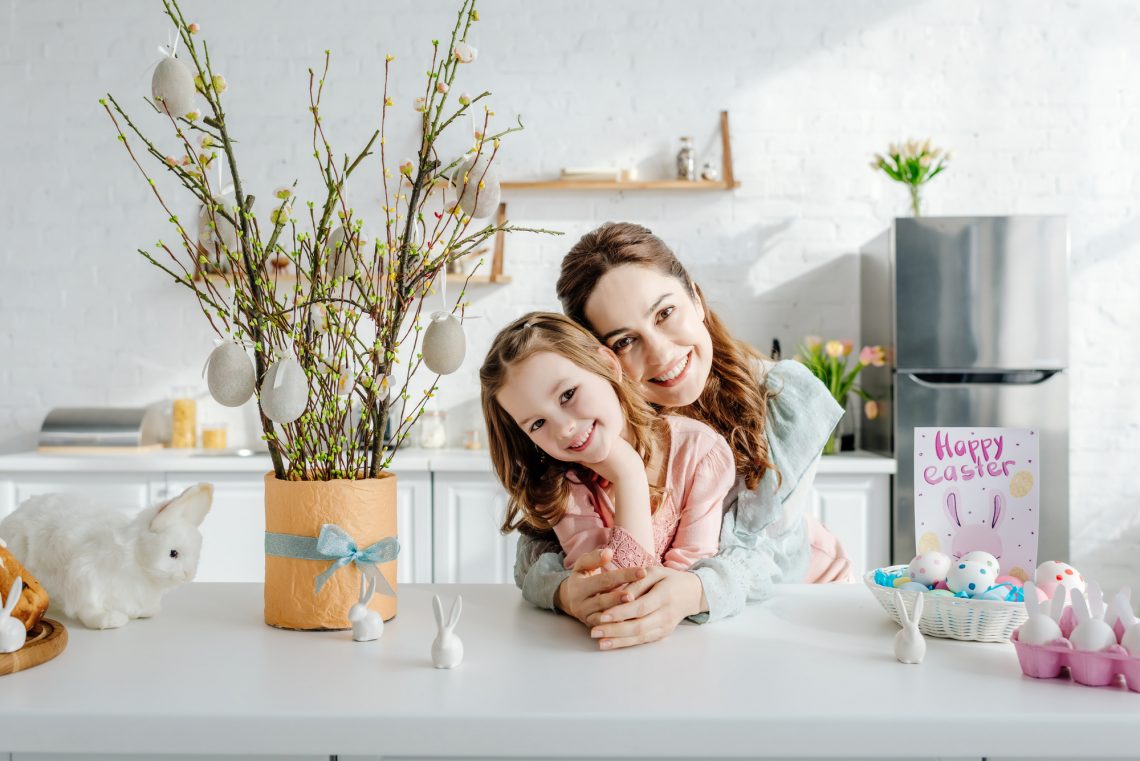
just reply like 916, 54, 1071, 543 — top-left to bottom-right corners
866, 565, 1028, 642
348, 576, 464, 670
1011, 583, 1140, 691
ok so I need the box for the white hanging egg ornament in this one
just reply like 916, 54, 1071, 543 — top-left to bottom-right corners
260, 357, 308, 424
151, 55, 196, 118
422, 312, 466, 375
205, 342, 255, 407
452, 154, 501, 218
324, 226, 352, 279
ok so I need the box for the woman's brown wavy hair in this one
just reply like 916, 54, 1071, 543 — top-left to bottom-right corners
480, 312, 665, 536
557, 222, 777, 490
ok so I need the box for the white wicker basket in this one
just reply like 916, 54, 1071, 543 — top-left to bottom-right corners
864, 565, 1028, 643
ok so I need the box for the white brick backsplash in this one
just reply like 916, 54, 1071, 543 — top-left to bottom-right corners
2, 0, 1139, 583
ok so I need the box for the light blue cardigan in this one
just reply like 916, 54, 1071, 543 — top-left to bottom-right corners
513, 359, 844, 623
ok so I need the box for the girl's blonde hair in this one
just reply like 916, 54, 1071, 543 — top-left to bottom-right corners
480, 312, 663, 536
558, 222, 777, 491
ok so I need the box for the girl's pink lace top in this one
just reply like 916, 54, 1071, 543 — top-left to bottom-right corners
553, 415, 735, 570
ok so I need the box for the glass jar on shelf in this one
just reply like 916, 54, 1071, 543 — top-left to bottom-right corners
171, 386, 198, 449
201, 421, 228, 450
418, 409, 447, 449
676, 136, 696, 181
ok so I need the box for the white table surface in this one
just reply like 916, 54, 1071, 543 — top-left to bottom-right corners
1, 583, 1134, 759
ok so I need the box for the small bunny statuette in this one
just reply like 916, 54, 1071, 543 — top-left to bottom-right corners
348, 573, 383, 642
893, 590, 926, 664
0, 577, 28, 654
431, 594, 463, 669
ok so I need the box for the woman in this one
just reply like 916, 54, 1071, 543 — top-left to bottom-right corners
514, 222, 853, 651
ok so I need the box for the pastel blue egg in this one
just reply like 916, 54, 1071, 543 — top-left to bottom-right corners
929, 589, 955, 597
899, 582, 930, 593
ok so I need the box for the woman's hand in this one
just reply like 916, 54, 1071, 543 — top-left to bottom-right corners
585, 566, 707, 650
554, 548, 647, 626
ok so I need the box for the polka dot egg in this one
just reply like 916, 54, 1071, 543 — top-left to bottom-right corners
908, 551, 951, 586
1034, 560, 1085, 600
959, 550, 999, 574
947, 558, 996, 597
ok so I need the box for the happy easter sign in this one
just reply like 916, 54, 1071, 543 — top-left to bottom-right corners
913, 427, 1039, 580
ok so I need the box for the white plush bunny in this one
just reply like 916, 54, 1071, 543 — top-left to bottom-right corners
0, 484, 213, 630
0, 576, 28, 654
348, 573, 383, 642
431, 594, 463, 669
893, 590, 926, 664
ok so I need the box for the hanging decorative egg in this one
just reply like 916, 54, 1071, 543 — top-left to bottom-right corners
422, 312, 466, 375
198, 196, 238, 271
151, 55, 196, 118
324, 226, 351, 279
452, 154, 501, 218
260, 357, 308, 424
205, 342, 255, 407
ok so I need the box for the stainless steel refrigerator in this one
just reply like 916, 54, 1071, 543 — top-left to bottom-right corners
859, 216, 1069, 566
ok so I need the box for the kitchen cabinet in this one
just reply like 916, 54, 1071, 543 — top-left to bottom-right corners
809, 472, 890, 575
431, 471, 518, 584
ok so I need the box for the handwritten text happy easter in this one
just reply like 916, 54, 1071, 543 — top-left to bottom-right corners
922, 430, 1018, 485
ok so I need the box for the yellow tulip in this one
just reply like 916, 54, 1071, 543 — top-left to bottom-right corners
825, 340, 844, 358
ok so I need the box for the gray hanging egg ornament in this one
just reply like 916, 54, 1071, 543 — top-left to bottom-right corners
422, 312, 466, 375
151, 55, 196, 118
198, 196, 238, 270
324, 226, 351, 279
260, 357, 308, 424
205, 342, 255, 407
452, 154, 501, 219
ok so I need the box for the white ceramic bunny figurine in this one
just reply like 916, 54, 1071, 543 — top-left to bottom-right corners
348, 573, 383, 642
1019, 581, 1063, 646
893, 590, 925, 664
431, 594, 463, 669
1110, 588, 1140, 656
0, 483, 213, 630
0, 576, 28, 654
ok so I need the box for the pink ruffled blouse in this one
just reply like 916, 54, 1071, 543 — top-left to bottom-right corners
553, 415, 735, 571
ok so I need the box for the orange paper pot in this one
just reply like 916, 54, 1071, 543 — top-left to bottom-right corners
263, 472, 398, 630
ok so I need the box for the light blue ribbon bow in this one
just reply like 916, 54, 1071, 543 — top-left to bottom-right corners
264, 523, 400, 596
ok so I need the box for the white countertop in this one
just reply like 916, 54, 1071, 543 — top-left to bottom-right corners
0, 448, 896, 475
1, 583, 1134, 758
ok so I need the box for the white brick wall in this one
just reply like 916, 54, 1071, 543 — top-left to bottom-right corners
2, 0, 1138, 585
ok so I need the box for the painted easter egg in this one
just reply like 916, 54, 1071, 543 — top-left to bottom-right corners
1070, 589, 1117, 653
152, 55, 196, 118
260, 357, 308, 424
947, 559, 996, 597
1034, 560, 1085, 600
452, 153, 501, 218
908, 551, 951, 586
959, 550, 999, 575
422, 312, 466, 375
899, 582, 930, 594
891, 576, 913, 588
995, 575, 1023, 587
205, 342, 255, 407
324, 226, 359, 280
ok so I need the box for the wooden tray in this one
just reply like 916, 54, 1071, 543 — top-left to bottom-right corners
0, 618, 67, 676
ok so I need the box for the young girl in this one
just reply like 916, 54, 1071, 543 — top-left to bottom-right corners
480, 312, 735, 571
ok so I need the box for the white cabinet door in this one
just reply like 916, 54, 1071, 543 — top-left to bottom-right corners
809, 473, 890, 576
432, 472, 517, 584
165, 474, 265, 583
0, 473, 163, 519
394, 471, 432, 584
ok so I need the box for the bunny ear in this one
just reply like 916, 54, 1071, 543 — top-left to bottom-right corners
448, 595, 463, 629
1024, 581, 1039, 616
366, 575, 377, 603
1088, 581, 1105, 620
432, 595, 445, 630
944, 488, 962, 527
1049, 584, 1068, 622
2, 577, 21, 617
358, 572, 368, 603
1071, 588, 1090, 623
912, 592, 924, 624
894, 590, 910, 627
990, 492, 1005, 528
151, 483, 213, 531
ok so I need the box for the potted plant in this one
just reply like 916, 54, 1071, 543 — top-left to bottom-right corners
796, 337, 887, 454
102, 0, 555, 629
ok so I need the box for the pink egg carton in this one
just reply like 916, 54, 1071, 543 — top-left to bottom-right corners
1011, 608, 1139, 690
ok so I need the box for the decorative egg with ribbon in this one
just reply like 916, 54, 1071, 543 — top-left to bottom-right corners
205, 342, 255, 407
422, 312, 466, 375
260, 356, 308, 424
452, 153, 501, 218
151, 55, 196, 118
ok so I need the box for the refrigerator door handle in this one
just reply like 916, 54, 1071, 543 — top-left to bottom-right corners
909, 369, 1060, 387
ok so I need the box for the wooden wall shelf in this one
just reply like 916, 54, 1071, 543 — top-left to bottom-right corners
502, 110, 740, 192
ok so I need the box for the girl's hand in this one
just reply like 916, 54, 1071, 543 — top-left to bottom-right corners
587, 435, 646, 486
585, 566, 706, 650
554, 548, 647, 626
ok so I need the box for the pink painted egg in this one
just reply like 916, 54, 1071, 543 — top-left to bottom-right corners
908, 551, 951, 586
995, 575, 1023, 587
1034, 560, 1085, 599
